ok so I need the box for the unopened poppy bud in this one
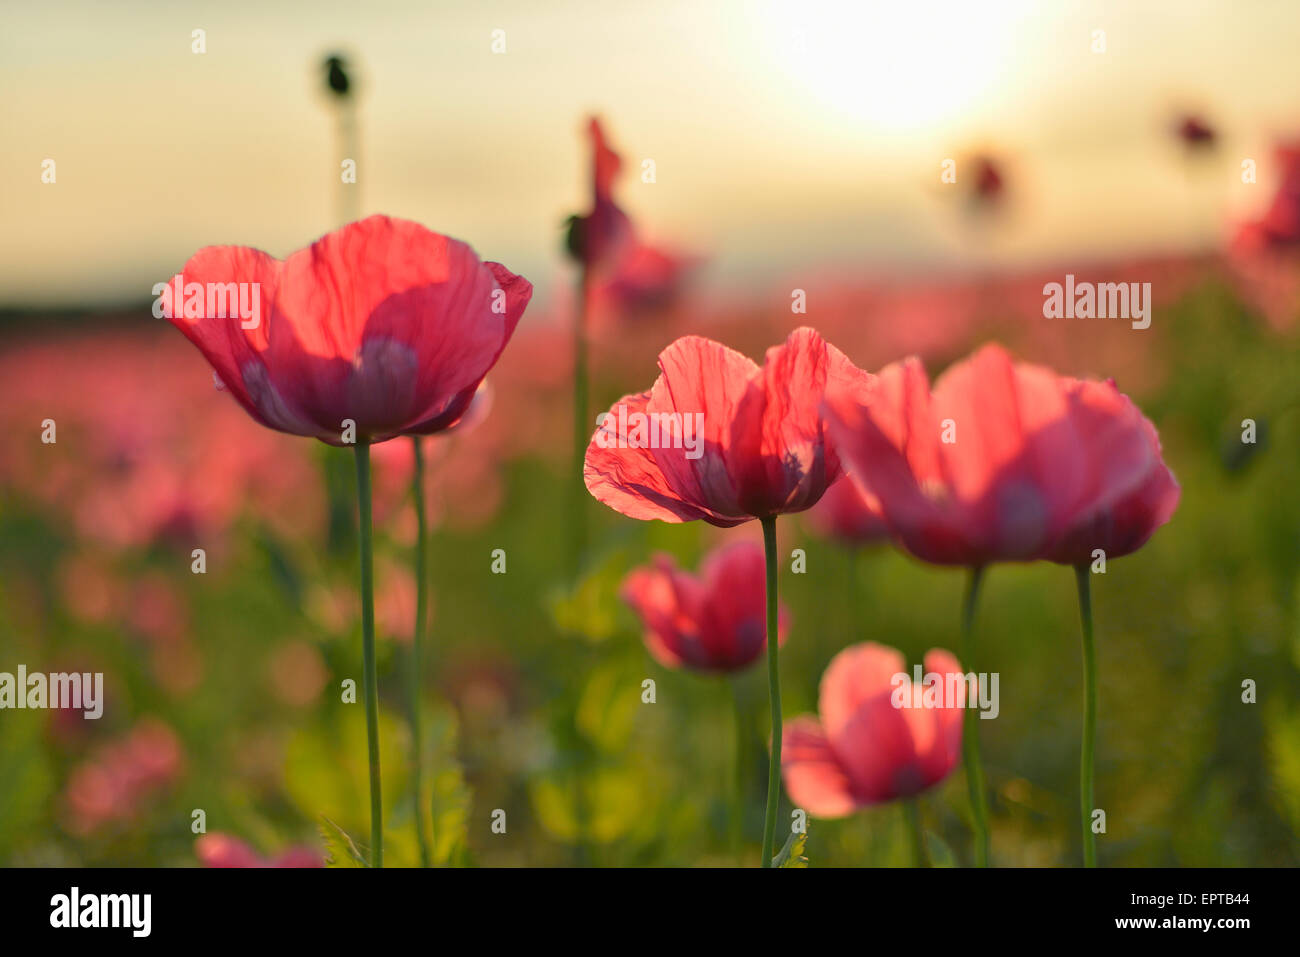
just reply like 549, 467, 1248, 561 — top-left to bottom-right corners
323, 54, 351, 98
563, 213, 588, 264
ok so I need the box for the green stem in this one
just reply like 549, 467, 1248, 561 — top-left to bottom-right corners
729, 678, 746, 862
569, 271, 593, 866
409, 437, 432, 867
570, 270, 590, 575
903, 798, 929, 867
960, 565, 990, 867
352, 442, 383, 868
1074, 563, 1097, 868
335, 99, 359, 226
760, 515, 782, 867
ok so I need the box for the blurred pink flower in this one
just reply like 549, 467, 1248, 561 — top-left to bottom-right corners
439, 650, 521, 731
128, 572, 189, 646
1229, 141, 1300, 329
369, 381, 500, 533
267, 641, 330, 707
376, 558, 418, 643
621, 542, 789, 673
782, 643, 964, 815
1233, 142, 1300, 252
824, 343, 1179, 566
805, 476, 889, 547
0, 328, 327, 552
63, 718, 185, 835
567, 117, 697, 326
196, 833, 323, 868
58, 551, 126, 625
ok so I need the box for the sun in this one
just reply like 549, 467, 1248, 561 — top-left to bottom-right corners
764, 0, 1028, 136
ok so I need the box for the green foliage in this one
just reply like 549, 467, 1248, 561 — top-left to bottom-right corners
319, 818, 367, 868
548, 547, 632, 643
426, 704, 472, 866
773, 829, 808, 868
284, 708, 409, 843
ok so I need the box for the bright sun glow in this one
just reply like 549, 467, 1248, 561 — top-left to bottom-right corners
765, 0, 1028, 135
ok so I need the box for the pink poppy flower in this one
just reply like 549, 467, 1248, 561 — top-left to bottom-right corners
622, 542, 789, 673
163, 215, 532, 445
585, 327, 856, 526
824, 343, 1179, 566
1041, 415, 1181, 565
782, 643, 965, 815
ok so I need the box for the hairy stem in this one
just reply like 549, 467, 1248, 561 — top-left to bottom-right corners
353, 442, 383, 867
1075, 563, 1098, 868
960, 565, 990, 867
760, 515, 782, 867
409, 437, 431, 867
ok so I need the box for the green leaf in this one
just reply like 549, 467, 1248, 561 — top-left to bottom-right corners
319, 817, 367, 868
925, 830, 957, 868
772, 829, 808, 868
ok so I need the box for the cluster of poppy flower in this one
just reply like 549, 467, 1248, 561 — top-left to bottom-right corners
152, 193, 1179, 869
586, 324, 1178, 865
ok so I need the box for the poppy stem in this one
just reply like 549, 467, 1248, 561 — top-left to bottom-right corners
960, 565, 990, 867
759, 514, 782, 868
1074, 563, 1097, 868
569, 268, 594, 866
335, 98, 359, 226
729, 677, 746, 862
570, 268, 590, 575
409, 437, 432, 867
903, 798, 929, 867
352, 442, 383, 868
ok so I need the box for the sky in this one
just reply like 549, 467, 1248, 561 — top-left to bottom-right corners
3, 0, 1300, 308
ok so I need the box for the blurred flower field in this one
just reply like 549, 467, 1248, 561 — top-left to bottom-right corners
1, 242, 1298, 865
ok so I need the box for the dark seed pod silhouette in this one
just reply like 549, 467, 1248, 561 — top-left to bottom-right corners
323, 54, 351, 98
